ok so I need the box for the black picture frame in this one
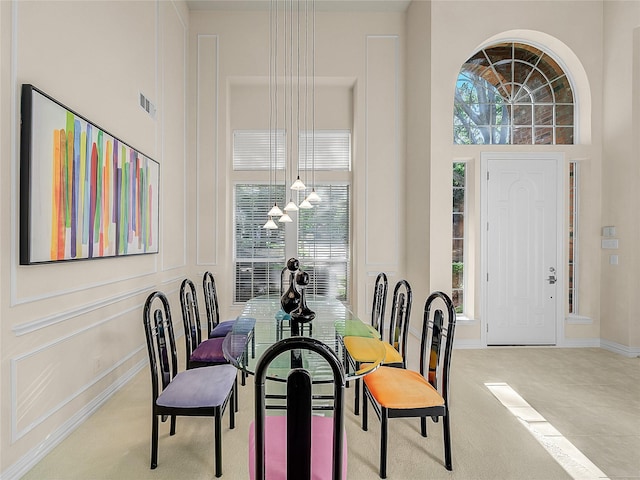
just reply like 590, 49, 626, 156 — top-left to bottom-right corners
20, 84, 160, 265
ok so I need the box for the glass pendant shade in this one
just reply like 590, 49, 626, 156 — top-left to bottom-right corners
279, 212, 293, 222
306, 189, 321, 202
268, 203, 283, 217
290, 176, 306, 191
299, 198, 313, 209
263, 217, 278, 229
284, 199, 299, 212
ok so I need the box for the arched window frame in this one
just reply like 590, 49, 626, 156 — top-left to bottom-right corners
454, 41, 575, 146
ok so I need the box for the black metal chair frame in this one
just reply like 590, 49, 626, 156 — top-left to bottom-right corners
203, 270, 223, 338
143, 291, 235, 478
254, 336, 346, 480
362, 291, 456, 478
353, 279, 412, 415
343, 272, 388, 388
203, 271, 254, 384
371, 272, 388, 334
180, 278, 207, 369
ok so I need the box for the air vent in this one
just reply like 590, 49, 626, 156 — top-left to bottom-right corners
139, 92, 156, 119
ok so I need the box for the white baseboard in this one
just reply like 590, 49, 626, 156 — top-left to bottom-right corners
558, 337, 601, 348
1, 360, 146, 480
600, 339, 640, 358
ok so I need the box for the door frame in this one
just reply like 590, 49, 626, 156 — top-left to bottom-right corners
480, 152, 566, 347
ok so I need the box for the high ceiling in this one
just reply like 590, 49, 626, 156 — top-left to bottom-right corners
186, 0, 411, 12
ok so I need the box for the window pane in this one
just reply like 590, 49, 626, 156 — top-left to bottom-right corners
513, 104, 532, 125
452, 162, 466, 314
298, 184, 350, 302
452, 239, 463, 263
534, 127, 553, 145
235, 261, 282, 302
534, 104, 553, 125
556, 105, 573, 126
556, 127, 574, 145
234, 184, 285, 301
512, 126, 532, 144
454, 42, 574, 145
453, 213, 464, 238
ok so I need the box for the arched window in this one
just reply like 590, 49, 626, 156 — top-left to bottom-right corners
454, 42, 574, 145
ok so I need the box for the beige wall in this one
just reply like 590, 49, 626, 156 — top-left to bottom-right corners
426, 0, 606, 346
0, 0, 190, 476
405, 0, 431, 327
188, 8, 407, 322
2, 0, 640, 478
601, 1, 640, 349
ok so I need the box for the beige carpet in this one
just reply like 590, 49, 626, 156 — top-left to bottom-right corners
21, 347, 640, 480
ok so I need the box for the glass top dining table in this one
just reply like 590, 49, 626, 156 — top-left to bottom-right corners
222, 294, 386, 382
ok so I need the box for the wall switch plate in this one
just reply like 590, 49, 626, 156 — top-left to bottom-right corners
601, 238, 619, 249
602, 226, 616, 237
609, 255, 619, 265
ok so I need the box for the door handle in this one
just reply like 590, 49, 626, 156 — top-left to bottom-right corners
547, 275, 556, 284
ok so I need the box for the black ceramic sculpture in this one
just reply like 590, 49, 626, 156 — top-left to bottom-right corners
291, 271, 315, 323
280, 257, 301, 313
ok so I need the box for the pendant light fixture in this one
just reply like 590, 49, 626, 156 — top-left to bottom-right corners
282, 0, 299, 215
289, 0, 305, 193
303, 0, 320, 204
278, 211, 293, 222
263, 216, 278, 229
299, 198, 313, 209
264, 0, 281, 227
284, 198, 299, 212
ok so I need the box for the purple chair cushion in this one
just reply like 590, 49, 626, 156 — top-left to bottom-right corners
156, 364, 236, 408
190, 337, 227, 364
210, 320, 235, 338
248, 415, 348, 480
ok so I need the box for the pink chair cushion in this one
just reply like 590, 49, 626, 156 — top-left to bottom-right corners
248, 415, 348, 480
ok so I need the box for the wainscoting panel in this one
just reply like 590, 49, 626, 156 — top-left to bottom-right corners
365, 35, 400, 268
196, 34, 219, 266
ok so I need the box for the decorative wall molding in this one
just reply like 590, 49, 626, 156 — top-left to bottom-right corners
364, 34, 400, 268
11, 310, 145, 441
3, 359, 145, 480
12, 286, 153, 336
196, 34, 219, 266
160, 0, 188, 272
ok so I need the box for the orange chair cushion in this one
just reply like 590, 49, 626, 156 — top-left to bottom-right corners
364, 366, 444, 409
343, 336, 386, 363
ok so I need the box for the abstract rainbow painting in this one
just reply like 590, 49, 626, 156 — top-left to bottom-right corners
20, 84, 160, 265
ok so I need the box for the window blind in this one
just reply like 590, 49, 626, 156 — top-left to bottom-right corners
233, 129, 351, 303
298, 130, 351, 171
298, 184, 350, 301
233, 130, 286, 171
234, 184, 285, 302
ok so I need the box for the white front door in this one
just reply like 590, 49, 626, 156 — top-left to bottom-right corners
482, 153, 563, 345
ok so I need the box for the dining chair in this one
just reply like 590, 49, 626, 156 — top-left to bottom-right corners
249, 337, 347, 480
180, 278, 229, 369
340, 272, 387, 387
362, 291, 456, 478
343, 279, 412, 415
143, 291, 236, 478
203, 271, 236, 338
370, 272, 389, 334
202, 272, 254, 387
